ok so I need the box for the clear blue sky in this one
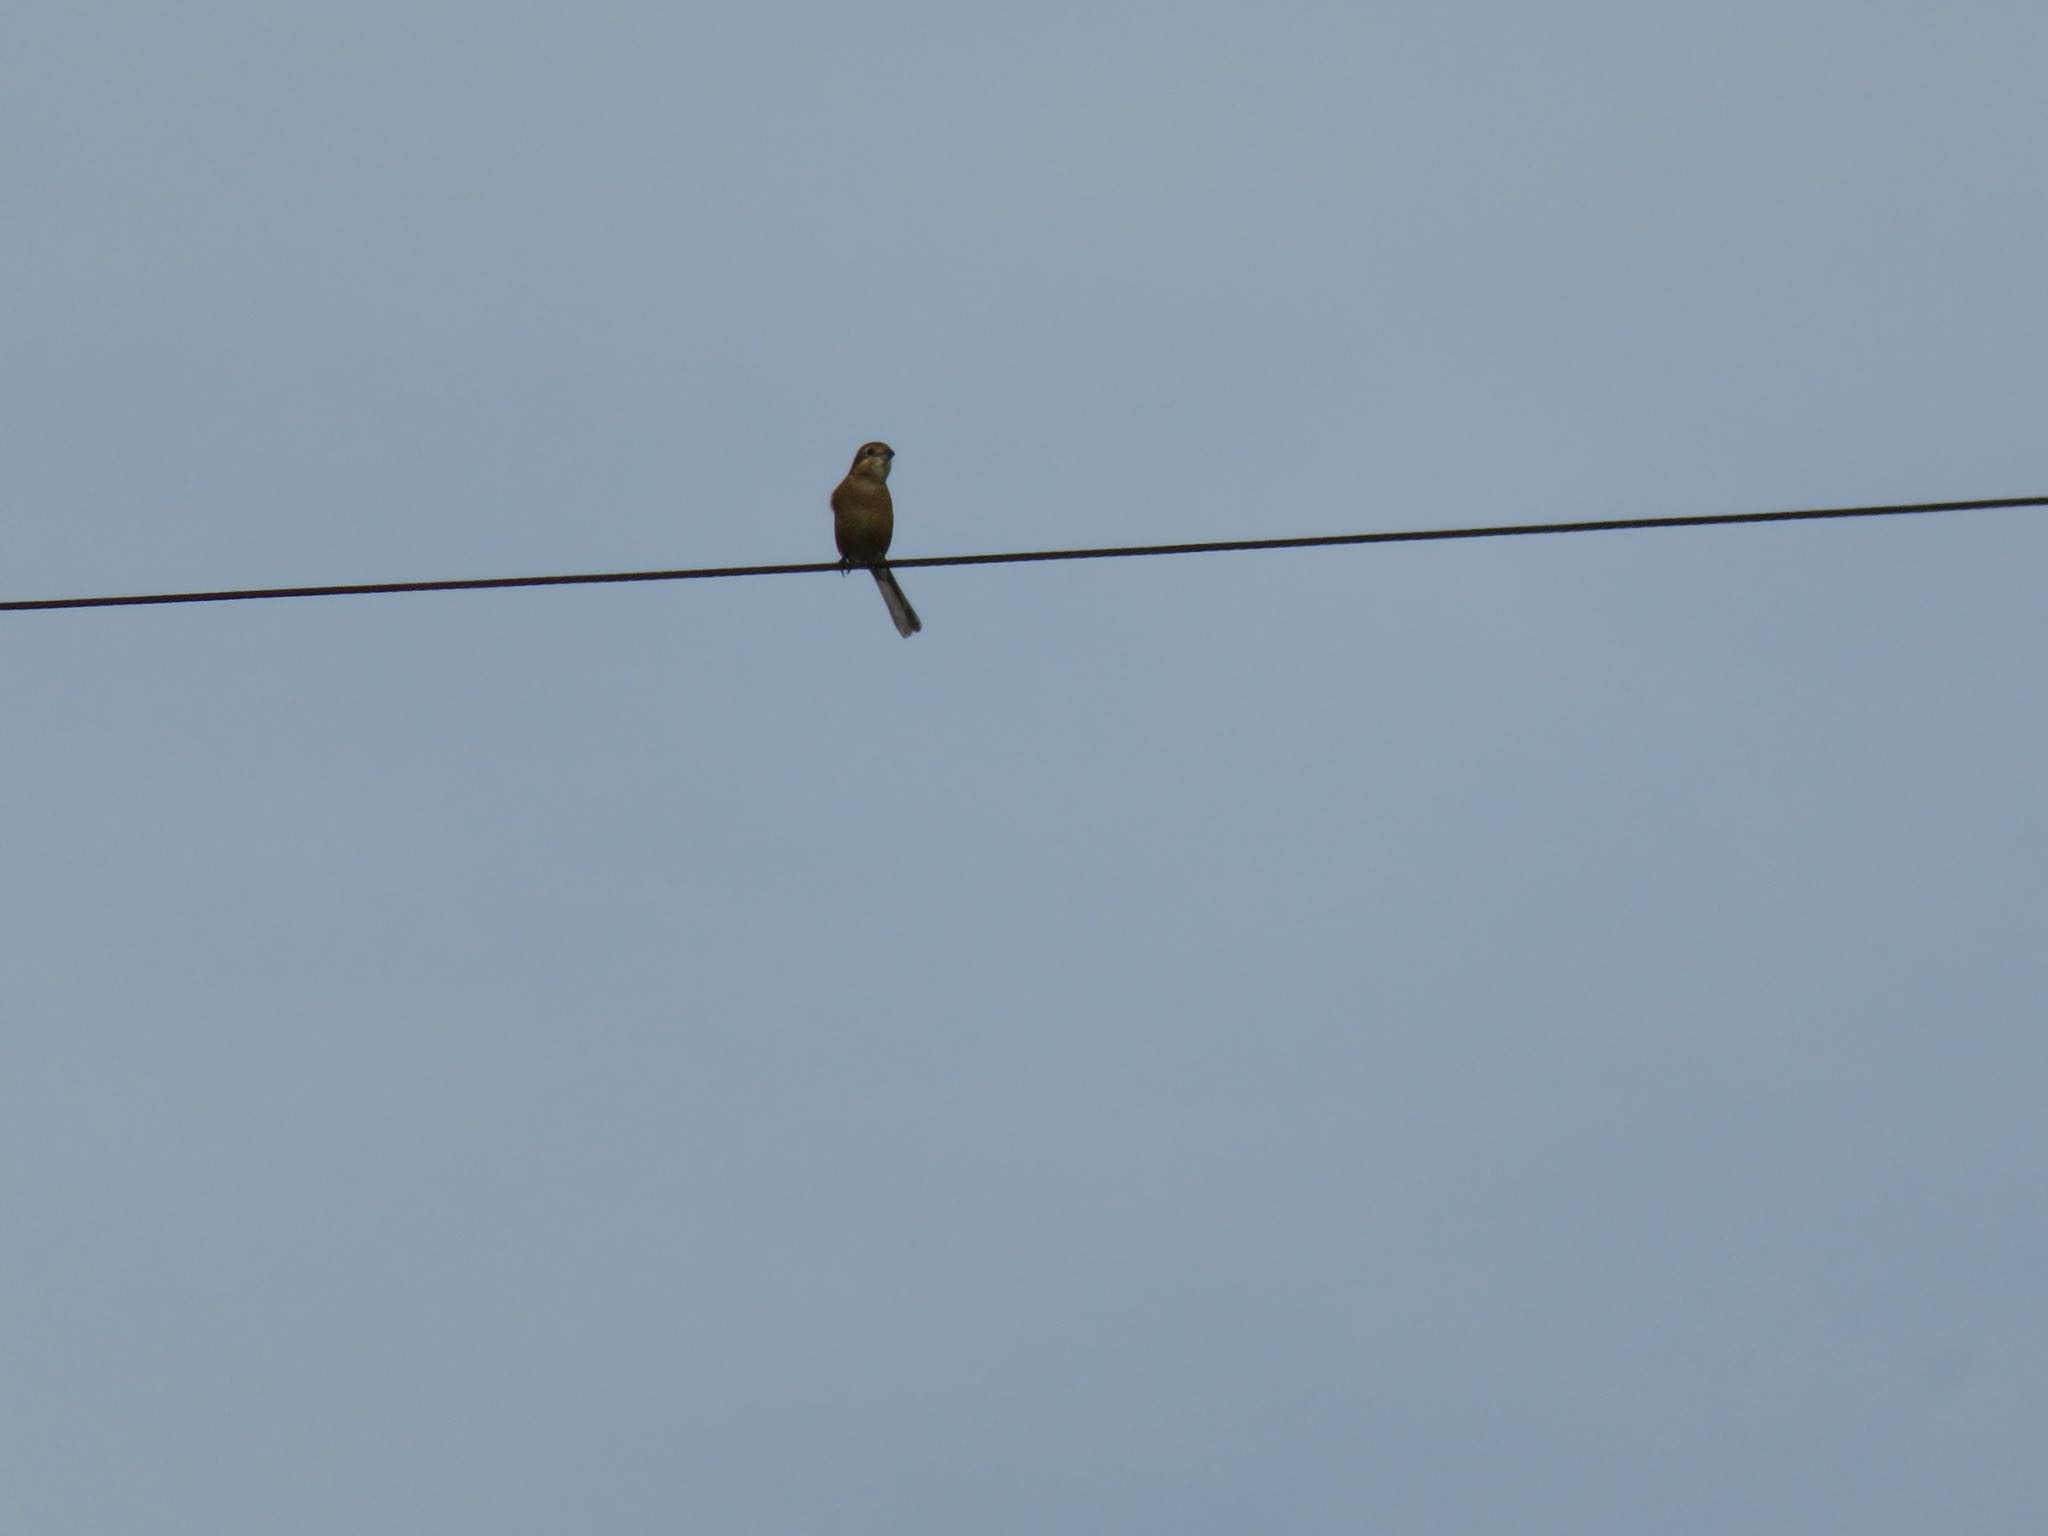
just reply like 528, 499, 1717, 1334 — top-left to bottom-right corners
3, 3, 2044, 1531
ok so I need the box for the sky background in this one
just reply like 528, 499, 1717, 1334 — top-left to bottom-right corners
3, 2, 2045, 1531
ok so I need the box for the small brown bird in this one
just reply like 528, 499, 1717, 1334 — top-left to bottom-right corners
831, 440, 921, 637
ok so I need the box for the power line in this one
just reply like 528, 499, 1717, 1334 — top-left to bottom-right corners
1, 493, 2036, 614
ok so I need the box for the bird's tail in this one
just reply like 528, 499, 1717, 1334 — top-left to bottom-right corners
871, 564, 922, 638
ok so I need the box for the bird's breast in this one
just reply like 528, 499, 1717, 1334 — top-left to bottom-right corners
832, 479, 894, 562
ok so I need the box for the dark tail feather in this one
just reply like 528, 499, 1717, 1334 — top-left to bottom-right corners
871, 565, 922, 638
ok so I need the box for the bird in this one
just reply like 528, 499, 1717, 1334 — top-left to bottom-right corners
831, 440, 922, 637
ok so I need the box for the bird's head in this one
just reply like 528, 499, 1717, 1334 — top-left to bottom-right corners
849, 441, 894, 479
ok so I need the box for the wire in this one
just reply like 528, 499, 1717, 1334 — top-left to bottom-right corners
1, 493, 2036, 614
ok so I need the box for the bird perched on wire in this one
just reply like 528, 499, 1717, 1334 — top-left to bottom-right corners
831, 440, 921, 637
